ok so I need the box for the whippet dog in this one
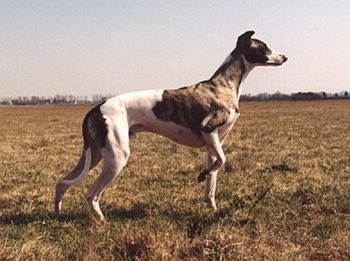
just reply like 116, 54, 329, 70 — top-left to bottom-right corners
55, 31, 287, 221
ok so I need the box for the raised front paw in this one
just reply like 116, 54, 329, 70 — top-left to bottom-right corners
197, 169, 209, 182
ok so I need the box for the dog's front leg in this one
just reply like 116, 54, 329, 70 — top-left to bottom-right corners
198, 129, 226, 181
203, 150, 218, 209
198, 129, 226, 210
197, 110, 228, 182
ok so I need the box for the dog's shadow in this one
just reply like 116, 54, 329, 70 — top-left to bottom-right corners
105, 203, 149, 220
0, 200, 245, 229
0, 203, 149, 226
0, 211, 90, 225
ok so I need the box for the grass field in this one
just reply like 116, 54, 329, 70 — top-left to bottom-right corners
0, 100, 349, 260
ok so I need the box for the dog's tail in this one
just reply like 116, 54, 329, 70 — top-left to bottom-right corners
59, 102, 107, 186
59, 149, 91, 186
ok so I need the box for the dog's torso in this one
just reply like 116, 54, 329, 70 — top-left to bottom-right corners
101, 83, 240, 148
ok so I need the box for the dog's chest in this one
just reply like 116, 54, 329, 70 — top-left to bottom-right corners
217, 109, 240, 138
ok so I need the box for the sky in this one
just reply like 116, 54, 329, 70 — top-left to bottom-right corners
1, 0, 350, 98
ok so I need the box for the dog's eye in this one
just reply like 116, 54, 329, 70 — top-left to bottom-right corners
245, 47, 268, 64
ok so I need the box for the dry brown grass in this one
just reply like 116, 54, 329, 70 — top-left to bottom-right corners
0, 101, 349, 260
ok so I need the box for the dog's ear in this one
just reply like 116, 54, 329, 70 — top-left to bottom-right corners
235, 31, 255, 52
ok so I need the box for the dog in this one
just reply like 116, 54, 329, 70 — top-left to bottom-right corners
55, 31, 287, 220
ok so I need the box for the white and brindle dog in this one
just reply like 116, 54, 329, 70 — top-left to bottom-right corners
55, 31, 287, 221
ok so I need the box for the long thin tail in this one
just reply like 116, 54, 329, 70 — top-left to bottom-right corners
59, 101, 107, 186
59, 147, 91, 186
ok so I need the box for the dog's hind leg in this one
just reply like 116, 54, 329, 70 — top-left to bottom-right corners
86, 124, 130, 221
86, 146, 130, 221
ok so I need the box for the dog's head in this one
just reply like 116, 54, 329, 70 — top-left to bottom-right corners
235, 31, 287, 66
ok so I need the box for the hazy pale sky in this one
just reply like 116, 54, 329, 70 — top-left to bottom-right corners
1, 0, 349, 98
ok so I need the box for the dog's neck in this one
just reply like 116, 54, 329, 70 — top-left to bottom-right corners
209, 52, 255, 109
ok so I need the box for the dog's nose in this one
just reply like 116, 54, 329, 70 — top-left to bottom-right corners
282, 55, 288, 62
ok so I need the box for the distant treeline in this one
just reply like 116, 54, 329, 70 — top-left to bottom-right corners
0, 91, 349, 105
240, 91, 349, 101
0, 94, 114, 105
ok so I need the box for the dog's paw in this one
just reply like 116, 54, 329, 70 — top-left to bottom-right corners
204, 199, 217, 210
197, 170, 209, 182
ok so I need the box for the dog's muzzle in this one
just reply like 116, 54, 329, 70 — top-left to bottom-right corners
267, 52, 288, 66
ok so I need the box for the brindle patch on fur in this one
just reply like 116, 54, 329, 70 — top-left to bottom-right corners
210, 56, 246, 87
152, 82, 235, 134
